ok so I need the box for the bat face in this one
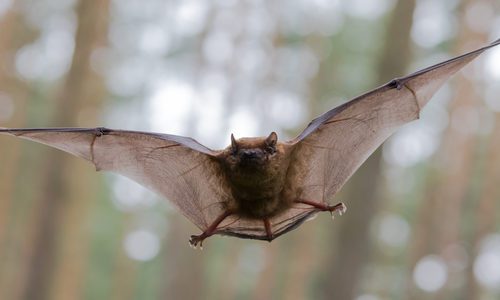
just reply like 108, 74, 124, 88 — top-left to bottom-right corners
225, 132, 278, 170
218, 132, 293, 218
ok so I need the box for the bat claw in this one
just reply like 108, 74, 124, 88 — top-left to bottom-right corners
389, 78, 404, 90
340, 203, 347, 214
328, 202, 347, 217
296, 200, 347, 218
94, 127, 109, 137
189, 234, 206, 250
337, 203, 347, 215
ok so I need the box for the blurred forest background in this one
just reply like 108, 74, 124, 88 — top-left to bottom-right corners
0, 0, 500, 299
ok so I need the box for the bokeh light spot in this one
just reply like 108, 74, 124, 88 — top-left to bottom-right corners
111, 175, 157, 211
485, 47, 500, 80
15, 29, 75, 81
139, 24, 170, 55
356, 294, 380, 300
474, 252, 500, 289
228, 108, 259, 139
383, 124, 438, 167
149, 79, 196, 134
173, 0, 208, 36
474, 234, 500, 290
124, 229, 161, 261
413, 255, 448, 292
412, 0, 456, 48
203, 31, 234, 66
266, 90, 306, 130
377, 213, 410, 248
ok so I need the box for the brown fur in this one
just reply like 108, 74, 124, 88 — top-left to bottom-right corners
217, 134, 295, 218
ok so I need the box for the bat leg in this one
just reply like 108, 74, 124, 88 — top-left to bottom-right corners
189, 210, 232, 249
263, 218, 273, 242
295, 199, 347, 218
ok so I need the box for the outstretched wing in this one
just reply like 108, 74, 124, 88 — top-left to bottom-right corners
0, 127, 311, 241
0, 127, 232, 231
286, 39, 500, 207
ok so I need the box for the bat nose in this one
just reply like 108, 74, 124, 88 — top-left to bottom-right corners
242, 150, 259, 159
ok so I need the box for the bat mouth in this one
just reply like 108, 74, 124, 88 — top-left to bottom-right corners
239, 152, 266, 168
242, 155, 261, 161
240, 157, 264, 166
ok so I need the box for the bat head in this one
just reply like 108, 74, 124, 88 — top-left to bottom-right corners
225, 132, 278, 169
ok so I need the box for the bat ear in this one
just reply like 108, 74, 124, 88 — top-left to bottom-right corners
265, 132, 278, 147
231, 133, 238, 153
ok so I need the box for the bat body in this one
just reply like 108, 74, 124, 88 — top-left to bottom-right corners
220, 133, 294, 219
1, 39, 499, 248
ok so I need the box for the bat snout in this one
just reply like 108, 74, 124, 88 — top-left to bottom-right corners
241, 149, 263, 161
242, 150, 258, 158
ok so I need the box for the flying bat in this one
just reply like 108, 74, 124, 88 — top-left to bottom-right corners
1, 39, 499, 248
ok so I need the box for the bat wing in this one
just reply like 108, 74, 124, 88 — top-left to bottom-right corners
286, 39, 500, 209
0, 127, 232, 231
0, 127, 311, 241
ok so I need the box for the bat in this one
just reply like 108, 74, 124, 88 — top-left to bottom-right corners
1, 39, 499, 248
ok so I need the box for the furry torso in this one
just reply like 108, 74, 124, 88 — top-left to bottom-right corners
219, 138, 294, 218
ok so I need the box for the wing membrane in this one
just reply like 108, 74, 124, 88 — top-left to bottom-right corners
0, 128, 229, 230
288, 40, 499, 204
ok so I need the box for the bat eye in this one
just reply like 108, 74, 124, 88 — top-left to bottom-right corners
265, 146, 276, 154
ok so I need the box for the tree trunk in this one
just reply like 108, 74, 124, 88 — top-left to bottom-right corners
408, 0, 494, 299
0, 5, 38, 300
21, 0, 109, 299
321, 0, 416, 298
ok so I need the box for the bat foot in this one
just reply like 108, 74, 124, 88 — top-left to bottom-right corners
189, 234, 206, 250
328, 203, 346, 219
296, 200, 347, 214
188, 210, 233, 249
330, 202, 347, 216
